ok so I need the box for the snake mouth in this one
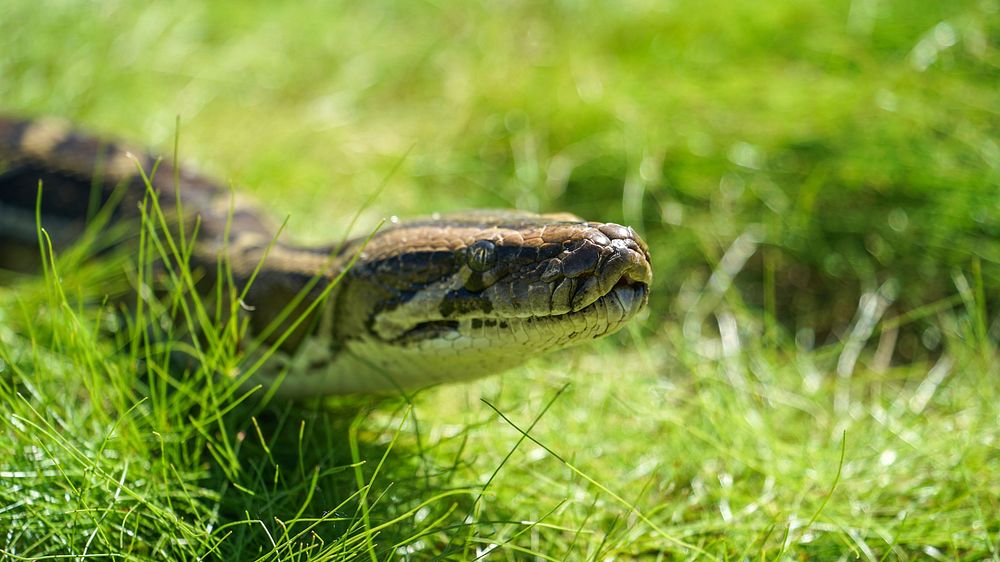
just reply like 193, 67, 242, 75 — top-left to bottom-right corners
579, 274, 649, 320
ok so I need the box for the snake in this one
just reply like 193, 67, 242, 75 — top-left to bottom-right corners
0, 116, 652, 397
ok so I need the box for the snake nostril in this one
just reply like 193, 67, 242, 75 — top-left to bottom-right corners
601, 240, 653, 290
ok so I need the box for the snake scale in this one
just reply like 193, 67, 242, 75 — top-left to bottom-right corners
0, 116, 652, 396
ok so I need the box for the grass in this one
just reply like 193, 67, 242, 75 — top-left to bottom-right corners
1, 0, 999, 558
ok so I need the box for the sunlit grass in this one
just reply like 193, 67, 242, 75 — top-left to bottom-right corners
1, 0, 999, 559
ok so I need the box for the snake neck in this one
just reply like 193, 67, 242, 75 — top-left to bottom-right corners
0, 115, 358, 353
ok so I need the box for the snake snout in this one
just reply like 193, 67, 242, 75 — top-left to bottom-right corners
568, 223, 652, 312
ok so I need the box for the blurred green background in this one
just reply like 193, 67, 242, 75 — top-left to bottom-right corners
4, 0, 997, 346
2, 0, 999, 559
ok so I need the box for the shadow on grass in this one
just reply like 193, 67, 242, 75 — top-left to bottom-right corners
207, 392, 487, 560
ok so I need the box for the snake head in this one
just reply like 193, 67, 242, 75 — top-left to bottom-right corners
325, 211, 652, 391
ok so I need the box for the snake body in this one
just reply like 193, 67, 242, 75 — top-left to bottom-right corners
0, 117, 651, 396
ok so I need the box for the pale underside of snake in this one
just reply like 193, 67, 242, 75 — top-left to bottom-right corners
0, 116, 652, 397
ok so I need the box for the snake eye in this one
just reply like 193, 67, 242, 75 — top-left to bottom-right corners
466, 240, 497, 272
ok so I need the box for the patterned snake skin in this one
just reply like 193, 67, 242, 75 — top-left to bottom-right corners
0, 117, 652, 396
